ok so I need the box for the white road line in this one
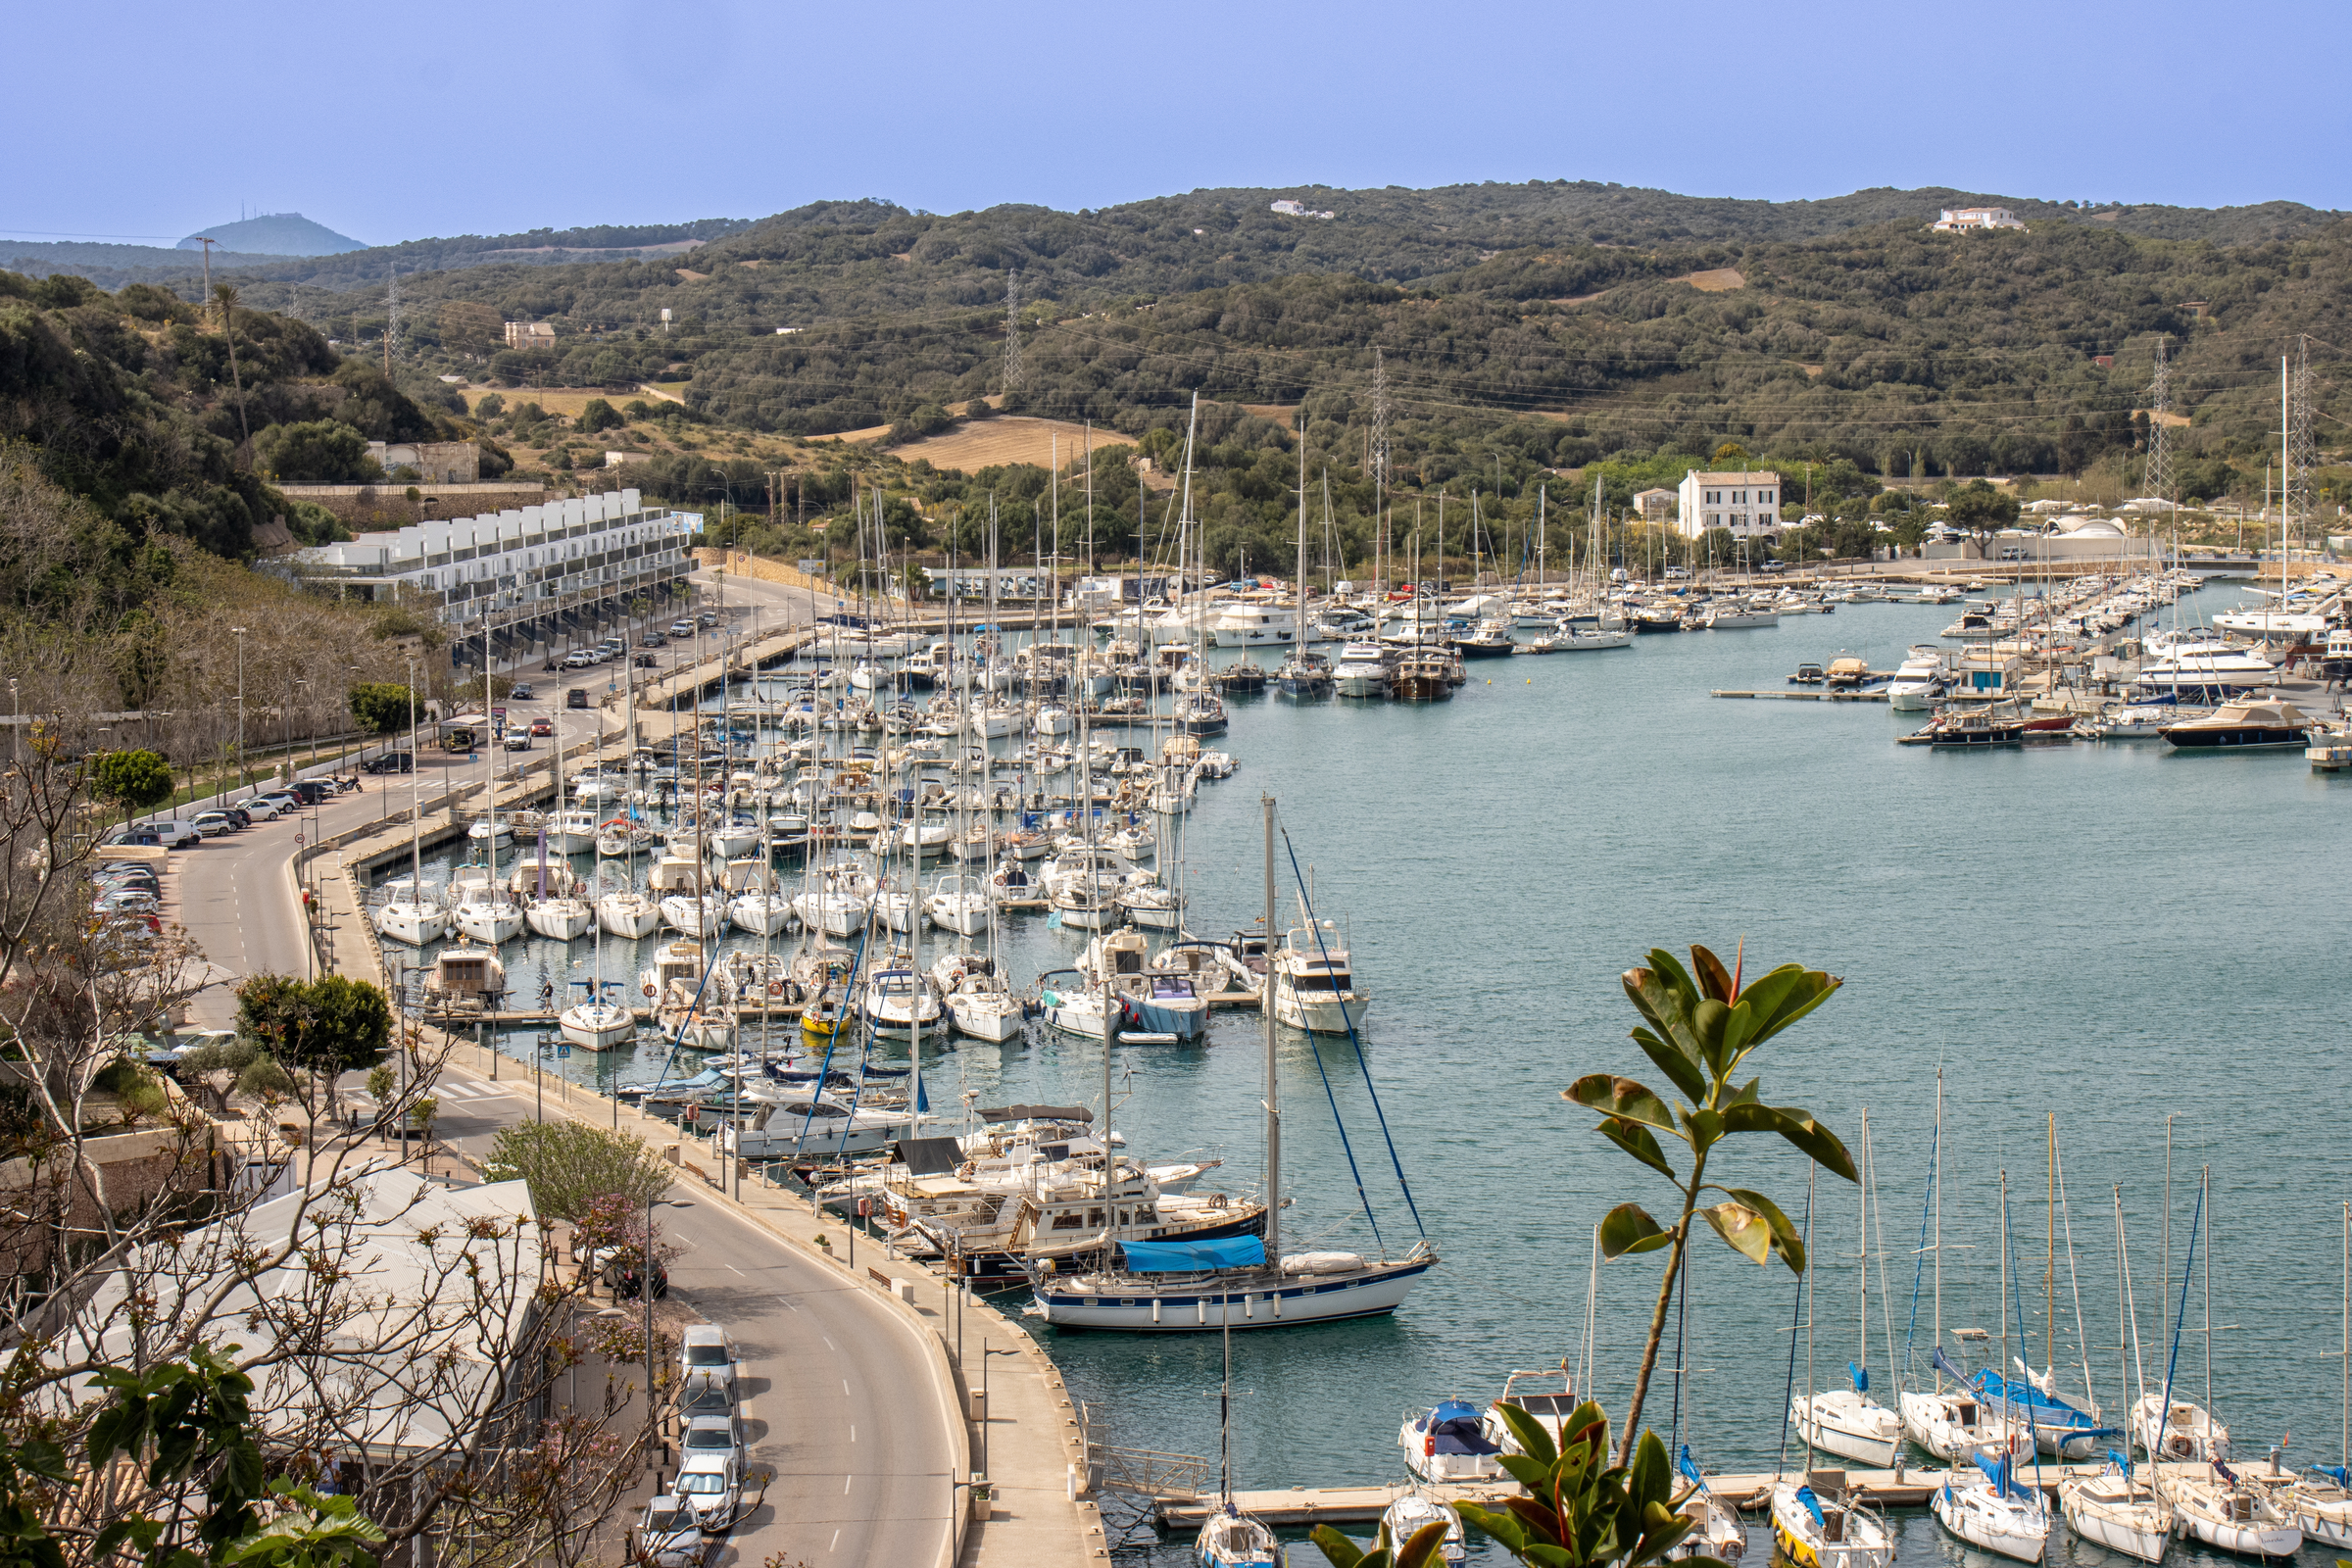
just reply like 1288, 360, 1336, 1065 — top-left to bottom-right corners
849, 1424, 855, 1443
724, 1263, 744, 1276
828, 1529, 839, 1552
842, 1475, 851, 1494
841, 1379, 850, 1396
822, 1336, 835, 1350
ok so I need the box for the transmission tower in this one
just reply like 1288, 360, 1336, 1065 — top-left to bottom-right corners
383, 266, 399, 376
1001, 270, 1023, 395
2144, 334, 2172, 506
2288, 334, 2316, 553
1370, 347, 1391, 495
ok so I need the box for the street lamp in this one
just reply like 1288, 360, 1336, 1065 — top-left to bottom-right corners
230, 627, 248, 806
343, 666, 362, 775
294, 679, 313, 774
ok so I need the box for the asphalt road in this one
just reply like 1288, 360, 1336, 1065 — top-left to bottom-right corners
431, 1078, 959, 1568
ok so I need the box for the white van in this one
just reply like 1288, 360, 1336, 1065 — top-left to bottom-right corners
153, 821, 204, 849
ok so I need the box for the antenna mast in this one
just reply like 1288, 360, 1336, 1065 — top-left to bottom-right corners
2289, 335, 2316, 562
2145, 335, 2173, 510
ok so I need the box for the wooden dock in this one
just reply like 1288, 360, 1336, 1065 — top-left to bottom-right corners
1152, 1460, 2252, 1527
1711, 689, 1891, 702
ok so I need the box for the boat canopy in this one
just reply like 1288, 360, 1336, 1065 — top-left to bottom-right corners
978, 1104, 1092, 1124
895, 1137, 964, 1176
1118, 1235, 1263, 1272
1421, 1401, 1501, 1456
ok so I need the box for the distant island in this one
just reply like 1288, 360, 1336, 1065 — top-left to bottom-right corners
177, 213, 367, 257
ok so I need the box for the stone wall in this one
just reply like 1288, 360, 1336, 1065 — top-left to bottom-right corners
279, 483, 549, 528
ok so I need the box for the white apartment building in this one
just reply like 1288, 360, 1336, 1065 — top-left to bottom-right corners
1675, 470, 1782, 539
286, 488, 699, 659
1933, 207, 2027, 232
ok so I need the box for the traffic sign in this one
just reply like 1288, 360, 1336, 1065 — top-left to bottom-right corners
293, 834, 304, 845
556, 1043, 571, 1057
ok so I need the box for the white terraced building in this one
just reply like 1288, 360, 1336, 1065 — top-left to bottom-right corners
285, 488, 700, 667
1675, 469, 1783, 540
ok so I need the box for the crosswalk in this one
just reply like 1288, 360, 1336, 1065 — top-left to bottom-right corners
428, 1078, 517, 1102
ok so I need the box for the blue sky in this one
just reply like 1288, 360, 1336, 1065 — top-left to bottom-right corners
12, 0, 2350, 247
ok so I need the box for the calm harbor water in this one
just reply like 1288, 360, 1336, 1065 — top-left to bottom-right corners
418, 587, 2352, 1564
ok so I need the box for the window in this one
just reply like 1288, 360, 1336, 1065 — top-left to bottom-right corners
1087, 1207, 1106, 1227
1050, 1212, 1086, 1230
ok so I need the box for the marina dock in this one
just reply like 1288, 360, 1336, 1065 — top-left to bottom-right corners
1146, 1460, 2265, 1527
1711, 688, 1891, 702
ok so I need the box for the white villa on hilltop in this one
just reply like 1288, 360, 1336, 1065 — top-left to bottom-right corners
1934, 207, 2028, 232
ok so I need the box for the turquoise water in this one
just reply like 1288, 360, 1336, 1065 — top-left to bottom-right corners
430, 590, 2352, 1565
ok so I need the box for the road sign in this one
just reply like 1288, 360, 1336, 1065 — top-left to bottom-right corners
293, 834, 304, 845
556, 1043, 571, 1057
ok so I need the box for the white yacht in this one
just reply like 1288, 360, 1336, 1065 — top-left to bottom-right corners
2059, 1461, 2172, 1564
427, 942, 507, 1004
2135, 640, 2278, 700
795, 862, 877, 938
930, 951, 1024, 1042
1932, 1456, 2051, 1563
727, 886, 794, 937
1900, 1380, 2028, 1464
522, 887, 594, 942
2170, 1470, 2300, 1558
728, 1096, 922, 1158
1268, 922, 1368, 1035
2131, 1393, 2229, 1462
1211, 601, 1300, 647
859, 963, 942, 1036
1332, 641, 1390, 698
1790, 1386, 1902, 1468
1885, 646, 1949, 711
559, 979, 637, 1052
1398, 1401, 1505, 1485
597, 885, 662, 939
923, 873, 989, 937
548, 808, 601, 855
448, 867, 522, 945
659, 891, 725, 939
1380, 1492, 1466, 1564
371, 876, 449, 947
1121, 879, 1185, 931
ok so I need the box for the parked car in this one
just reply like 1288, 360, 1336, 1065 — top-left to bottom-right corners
151, 821, 204, 849
604, 1248, 668, 1298
1761, 559, 1787, 572
637, 1496, 704, 1568
219, 807, 251, 830
633, 654, 658, 668
94, 889, 160, 916
562, 652, 594, 669
697, 611, 719, 627
528, 717, 553, 737
671, 1452, 740, 1533
508, 683, 534, 702
100, 827, 164, 848
363, 753, 415, 774
678, 1326, 740, 1401
241, 798, 284, 821
1664, 565, 1690, 581
668, 620, 695, 638
94, 868, 162, 893
256, 791, 302, 814
286, 781, 327, 807
189, 812, 235, 838
679, 1413, 747, 1472
641, 632, 667, 648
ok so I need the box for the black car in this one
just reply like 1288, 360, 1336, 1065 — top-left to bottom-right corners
633, 654, 658, 668
640, 632, 666, 648
607, 1254, 670, 1300
289, 780, 329, 806
508, 683, 534, 702
363, 753, 415, 774
220, 807, 252, 830
566, 688, 590, 710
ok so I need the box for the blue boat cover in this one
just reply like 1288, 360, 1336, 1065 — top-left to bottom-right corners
2109, 1449, 2134, 1480
2321, 1465, 2351, 1489
1848, 1360, 1869, 1394
1974, 1452, 2018, 1499
1118, 1236, 1264, 1272
1794, 1486, 1826, 1529
1678, 1444, 1707, 1492
1420, 1402, 1500, 1456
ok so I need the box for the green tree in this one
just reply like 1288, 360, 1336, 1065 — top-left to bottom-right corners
347, 683, 413, 736
233, 973, 392, 1087
485, 1122, 674, 1232
252, 421, 381, 484
91, 750, 174, 826
1565, 945, 1853, 1456
1946, 478, 2021, 540
576, 399, 622, 435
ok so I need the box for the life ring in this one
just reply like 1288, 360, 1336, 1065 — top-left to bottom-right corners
767, 980, 784, 998
641, 982, 656, 998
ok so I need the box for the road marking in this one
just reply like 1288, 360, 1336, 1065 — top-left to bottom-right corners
828, 1530, 839, 1552
842, 1379, 850, 1396
843, 1475, 851, 1494
724, 1263, 744, 1276
849, 1424, 854, 1443
822, 1336, 835, 1350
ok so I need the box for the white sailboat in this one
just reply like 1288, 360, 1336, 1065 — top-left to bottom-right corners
449, 865, 522, 946
371, 678, 449, 946
1193, 1310, 1287, 1567
1933, 1452, 2052, 1563
1032, 795, 1437, 1331
1792, 1113, 1902, 1469
1768, 1477, 1893, 1568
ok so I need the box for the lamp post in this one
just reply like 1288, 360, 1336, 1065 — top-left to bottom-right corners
343, 666, 362, 775
230, 627, 248, 806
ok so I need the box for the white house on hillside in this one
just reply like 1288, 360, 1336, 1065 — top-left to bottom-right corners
1934, 207, 2027, 232
1676, 470, 1782, 539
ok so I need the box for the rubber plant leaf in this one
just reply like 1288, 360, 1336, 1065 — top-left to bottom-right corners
1599, 1202, 1673, 1259
1307, 1524, 1367, 1568
1566, 1075, 1679, 1136
1396, 1520, 1454, 1568
1597, 1116, 1678, 1181
1698, 1199, 1774, 1266
1628, 1025, 1708, 1104
1717, 1103, 1857, 1182
1727, 965, 1840, 1048
1451, 1503, 1528, 1554
1690, 944, 1736, 1004
1722, 1187, 1807, 1272
1497, 1400, 1561, 1469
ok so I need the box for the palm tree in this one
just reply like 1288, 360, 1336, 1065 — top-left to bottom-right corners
1565, 942, 1856, 1458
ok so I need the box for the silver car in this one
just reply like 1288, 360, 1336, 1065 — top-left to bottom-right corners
678, 1324, 739, 1402
672, 1452, 740, 1533
637, 1495, 703, 1567
679, 1413, 746, 1472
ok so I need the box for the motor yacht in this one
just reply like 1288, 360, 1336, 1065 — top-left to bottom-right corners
548, 808, 601, 856
1210, 600, 1301, 647
2135, 643, 2278, 701
1885, 646, 1949, 711
427, 942, 507, 1004
660, 891, 725, 938
1398, 1401, 1504, 1485
1331, 641, 1390, 698
728, 1096, 922, 1158
1089, 929, 1210, 1042
1380, 1491, 1466, 1564
1268, 921, 1368, 1035
2159, 700, 2317, 751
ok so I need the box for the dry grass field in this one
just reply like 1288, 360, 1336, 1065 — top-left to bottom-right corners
457, 386, 660, 417
1684, 268, 1747, 292
813, 416, 1132, 474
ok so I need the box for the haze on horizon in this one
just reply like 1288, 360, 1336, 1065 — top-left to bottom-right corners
13, 0, 2350, 248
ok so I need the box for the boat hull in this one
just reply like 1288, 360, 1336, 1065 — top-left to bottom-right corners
560, 1004, 637, 1052
1034, 1259, 1432, 1330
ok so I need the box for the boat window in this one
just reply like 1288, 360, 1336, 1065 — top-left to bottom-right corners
1050, 1213, 1086, 1230
1087, 1208, 1106, 1226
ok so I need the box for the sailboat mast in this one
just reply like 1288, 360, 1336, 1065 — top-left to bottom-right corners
2202, 1165, 2212, 1428
1261, 794, 1280, 1266
2046, 1114, 2057, 1374
1297, 433, 1307, 650
1857, 1107, 1869, 1384
2341, 1198, 2348, 1471
1998, 1168, 2010, 1423
1933, 1068, 1943, 1388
